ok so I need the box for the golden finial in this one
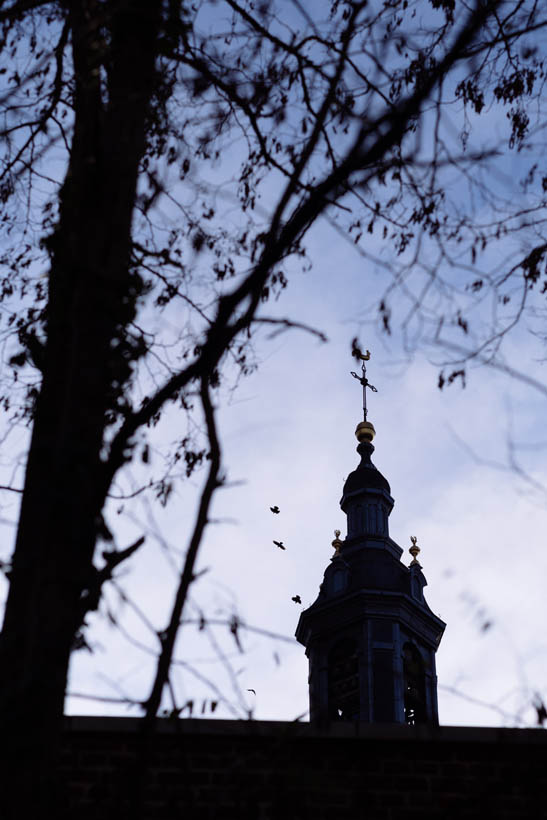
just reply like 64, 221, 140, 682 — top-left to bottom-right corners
331, 529, 343, 556
409, 535, 421, 567
355, 420, 376, 442
350, 342, 377, 441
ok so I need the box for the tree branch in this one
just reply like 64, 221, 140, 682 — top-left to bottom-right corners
142, 376, 221, 727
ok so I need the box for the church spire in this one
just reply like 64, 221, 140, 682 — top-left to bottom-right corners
295, 350, 446, 725
342, 348, 393, 544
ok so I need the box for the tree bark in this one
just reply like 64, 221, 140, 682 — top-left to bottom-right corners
0, 2, 162, 812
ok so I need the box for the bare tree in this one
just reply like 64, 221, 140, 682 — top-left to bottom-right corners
0, 0, 544, 811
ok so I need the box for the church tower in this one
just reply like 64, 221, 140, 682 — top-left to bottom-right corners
295, 350, 445, 724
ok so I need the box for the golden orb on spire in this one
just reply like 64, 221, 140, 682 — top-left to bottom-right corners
355, 420, 376, 442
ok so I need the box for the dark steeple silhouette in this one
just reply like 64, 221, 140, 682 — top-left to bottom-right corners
295, 351, 445, 724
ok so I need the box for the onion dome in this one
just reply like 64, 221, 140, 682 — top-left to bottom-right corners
342, 439, 391, 497
340, 423, 393, 541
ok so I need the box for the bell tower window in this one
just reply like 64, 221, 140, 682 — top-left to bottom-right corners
328, 640, 360, 720
403, 643, 427, 725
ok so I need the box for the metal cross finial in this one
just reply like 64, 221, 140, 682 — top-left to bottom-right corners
350, 343, 377, 421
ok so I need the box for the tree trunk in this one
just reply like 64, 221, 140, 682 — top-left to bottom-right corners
0, 3, 162, 812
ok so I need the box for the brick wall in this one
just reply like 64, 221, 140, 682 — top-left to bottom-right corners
61, 717, 547, 819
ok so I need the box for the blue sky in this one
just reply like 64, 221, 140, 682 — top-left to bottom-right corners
62, 208, 547, 727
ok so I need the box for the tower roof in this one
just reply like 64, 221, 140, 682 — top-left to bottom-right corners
342, 439, 391, 497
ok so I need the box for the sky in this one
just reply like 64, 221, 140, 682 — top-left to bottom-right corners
61, 208, 547, 728
0, 0, 546, 730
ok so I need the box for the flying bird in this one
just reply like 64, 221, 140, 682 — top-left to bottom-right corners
270, 505, 280, 514
291, 595, 302, 604
247, 689, 256, 696
273, 540, 285, 550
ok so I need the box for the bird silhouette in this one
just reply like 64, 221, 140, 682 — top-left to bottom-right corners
247, 689, 256, 696
270, 505, 280, 514
291, 595, 302, 604
273, 540, 285, 550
